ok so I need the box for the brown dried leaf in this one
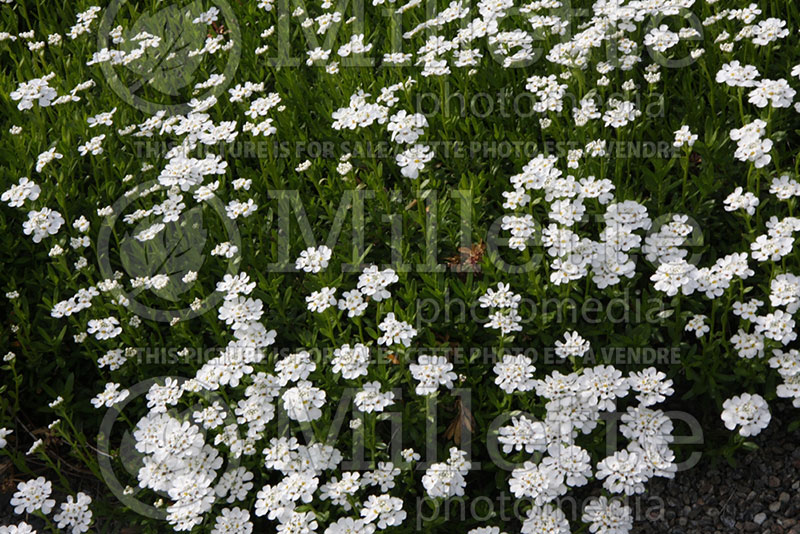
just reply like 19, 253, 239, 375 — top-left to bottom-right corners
444, 397, 476, 445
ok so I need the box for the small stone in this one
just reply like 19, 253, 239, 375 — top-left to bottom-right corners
722, 516, 736, 528
781, 493, 791, 504
745, 522, 761, 532
756, 513, 768, 526
772, 502, 783, 513
769, 476, 781, 488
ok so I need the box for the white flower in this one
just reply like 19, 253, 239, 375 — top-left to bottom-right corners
751, 18, 788, 46
10, 477, 56, 515
377, 312, 417, 347
306, 287, 337, 312
211, 507, 253, 534
218, 297, 264, 330
358, 265, 398, 301
673, 125, 698, 148
650, 259, 698, 296
86, 108, 117, 127
387, 110, 428, 144
721, 393, 771, 437
769, 175, 800, 200
22, 208, 65, 243
211, 242, 239, 258
354, 381, 395, 413
582, 496, 633, 534
35, 147, 63, 172
685, 314, 709, 338
595, 450, 648, 496
320, 472, 361, 509
0, 428, 13, 449
225, 198, 258, 219
337, 289, 368, 317
724, 187, 759, 215
748, 78, 796, 108
325, 518, 375, 534
493, 354, 536, 394
521, 505, 570, 534
542, 443, 592, 487
332, 343, 370, 379
644, 24, 678, 52
53, 492, 93, 534
422, 447, 471, 498
730, 120, 773, 168
479, 282, 521, 309
10, 73, 57, 110
0, 523, 37, 534
360, 494, 406, 529
509, 461, 565, 503
295, 245, 333, 273
396, 144, 433, 179
2, 177, 40, 208
498, 416, 547, 454
87, 317, 122, 340
485, 309, 523, 334
620, 406, 674, 447
769, 349, 800, 378
282, 380, 326, 422
275, 350, 317, 385
78, 134, 106, 156
554, 331, 591, 359
401, 448, 421, 463
628, 368, 674, 407
754, 310, 797, 345
409, 355, 457, 395
715, 61, 759, 87
362, 462, 400, 493
90, 382, 130, 408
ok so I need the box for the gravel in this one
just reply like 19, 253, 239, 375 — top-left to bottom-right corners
633, 400, 800, 534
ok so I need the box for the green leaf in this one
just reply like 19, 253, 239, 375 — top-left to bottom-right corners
120, 205, 208, 302
122, 0, 209, 96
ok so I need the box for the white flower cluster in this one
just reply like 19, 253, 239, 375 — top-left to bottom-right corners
771, 349, 800, 408
8, 180, 65, 242
421, 447, 471, 498
498, 363, 675, 529
481, 282, 523, 334
721, 393, 771, 436
331, 82, 435, 180
729, 119, 772, 168
7, 1, 800, 534
7, 478, 92, 534
10, 72, 58, 110
501, 152, 649, 290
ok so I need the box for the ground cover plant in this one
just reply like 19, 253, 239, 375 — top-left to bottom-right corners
1, 0, 800, 532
